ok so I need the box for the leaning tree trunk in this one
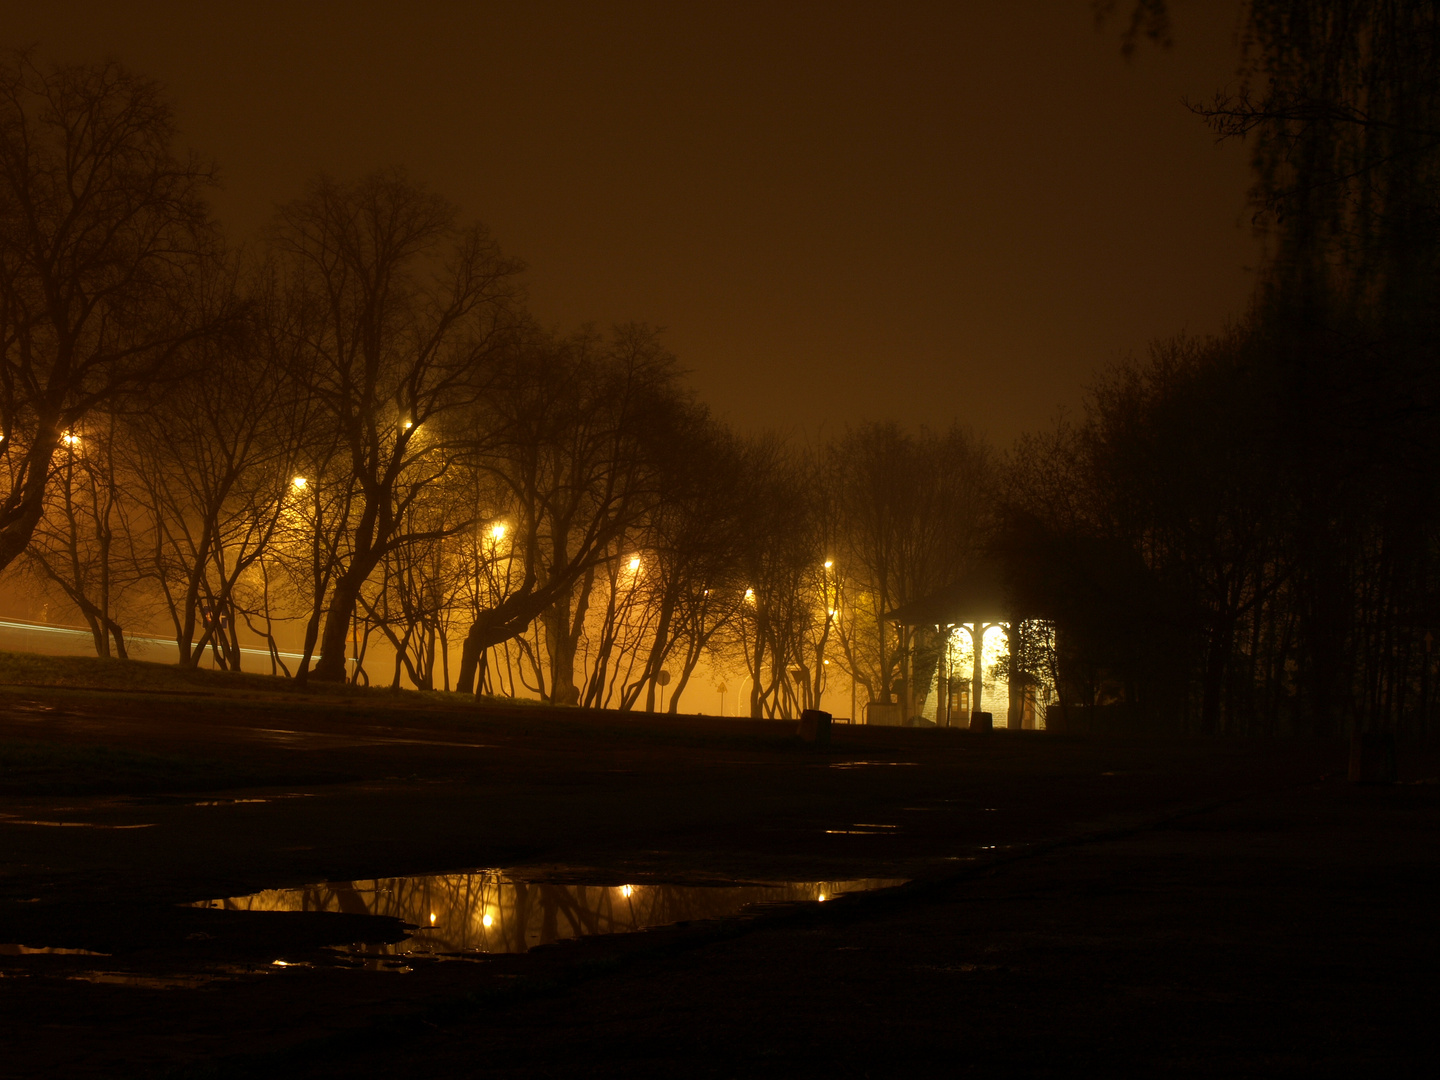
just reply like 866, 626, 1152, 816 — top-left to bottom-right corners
312, 560, 376, 682
0, 429, 60, 575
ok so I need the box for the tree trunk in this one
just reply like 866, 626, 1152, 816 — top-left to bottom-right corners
641, 595, 676, 712
312, 564, 370, 681
0, 431, 59, 574
542, 569, 590, 706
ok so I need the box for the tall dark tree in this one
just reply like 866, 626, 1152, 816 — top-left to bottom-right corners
1092, 1, 1440, 737
22, 412, 142, 658
129, 292, 313, 670
271, 170, 524, 683
0, 53, 222, 574
452, 326, 684, 700
825, 422, 993, 718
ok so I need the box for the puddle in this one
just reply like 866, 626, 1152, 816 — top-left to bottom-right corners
126, 792, 318, 808
195, 871, 906, 959
827, 761, 920, 769
0, 944, 109, 956
67, 970, 243, 989
0, 815, 155, 829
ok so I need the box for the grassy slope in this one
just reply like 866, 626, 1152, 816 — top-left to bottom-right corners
0, 650, 809, 796
0, 649, 502, 795
1, 649, 408, 698
0, 648, 556, 712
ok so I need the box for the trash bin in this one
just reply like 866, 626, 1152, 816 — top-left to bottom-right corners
798, 709, 832, 744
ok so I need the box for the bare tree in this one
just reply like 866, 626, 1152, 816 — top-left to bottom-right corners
361, 481, 466, 690
22, 411, 146, 656
270, 170, 524, 683
0, 53, 223, 573
452, 326, 685, 700
126, 278, 312, 669
619, 422, 748, 713
825, 423, 993, 719
718, 436, 823, 720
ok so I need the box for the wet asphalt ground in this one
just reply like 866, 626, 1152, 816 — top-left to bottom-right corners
1, 685, 1436, 1077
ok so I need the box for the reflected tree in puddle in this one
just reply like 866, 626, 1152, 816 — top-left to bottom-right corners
198, 872, 905, 957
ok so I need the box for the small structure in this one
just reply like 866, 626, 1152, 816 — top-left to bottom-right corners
886, 559, 1042, 730
797, 708, 832, 744
864, 701, 904, 727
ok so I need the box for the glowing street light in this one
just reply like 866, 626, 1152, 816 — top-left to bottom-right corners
489, 522, 508, 541
823, 559, 833, 570
628, 556, 641, 573
291, 476, 308, 491
61, 431, 80, 447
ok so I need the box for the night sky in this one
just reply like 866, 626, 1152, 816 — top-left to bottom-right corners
11, 1, 1257, 445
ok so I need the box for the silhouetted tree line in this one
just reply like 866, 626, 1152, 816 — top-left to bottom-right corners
1015, 1, 1440, 736
10, 6, 1433, 739
0, 51, 998, 719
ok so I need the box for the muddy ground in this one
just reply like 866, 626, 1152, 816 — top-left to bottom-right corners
1, 682, 1436, 1078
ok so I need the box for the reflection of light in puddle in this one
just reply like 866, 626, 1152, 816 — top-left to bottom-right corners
68, 970, 246, 989
195, 871, 907, 959
0, 944, 109, 956
827, 761, 920, 769
0, 816, 155, 829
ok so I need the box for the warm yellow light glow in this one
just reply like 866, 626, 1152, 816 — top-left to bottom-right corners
628, 556, 641, 572
744, 588, 755, 602
61, 432, 80, 446
272, 959, 290, 967
948, 623, 1016, 718
828, 609, 836, 617
402, 419, 414, 430
429, 912, 436, 926
621, 884, 634, 898
823, 560, 833, 570
824, 659, 831, 665
481, 912, 494, 928
489, 522, 507, 540
292, 476, 308, 490
818, 893, 827, 902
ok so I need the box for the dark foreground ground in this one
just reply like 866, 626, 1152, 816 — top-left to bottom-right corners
1, 665, 1436, 1078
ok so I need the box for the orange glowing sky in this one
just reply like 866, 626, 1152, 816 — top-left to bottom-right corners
10, 1, 1258, 445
